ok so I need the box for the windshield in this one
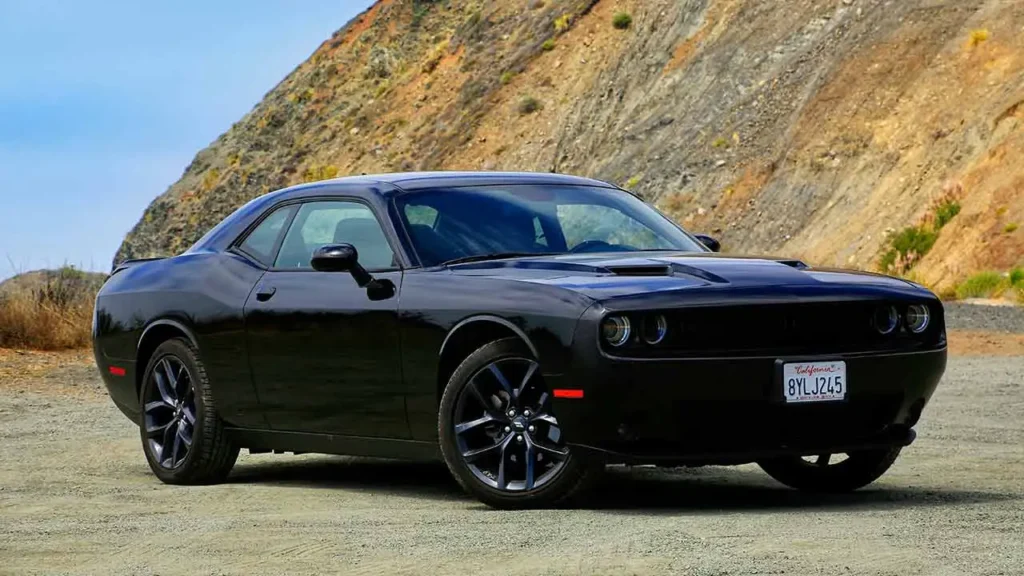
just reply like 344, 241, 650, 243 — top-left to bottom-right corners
395, 184, 705, 266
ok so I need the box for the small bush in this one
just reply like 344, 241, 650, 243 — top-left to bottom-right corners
1004, 222, 1019, 234
879, 226, 937, 275
711, 136, 729, 149
303, 165, 340, 182
500, 71, 516, 85
0, 266, 101, 350
518, 96, 542, 115
967, 28, 990, 48
955, 271, 1004, 299
612, 12, 633, 30
1009, 267, 1024, 287
623, 175, 642, 189
933, 199, 961, 229
541, 39, 556, 52
554, 14, 571, 33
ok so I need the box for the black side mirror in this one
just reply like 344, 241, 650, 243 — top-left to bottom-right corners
310, 244, 395, 300
311, 244, 374, 286
311, 244, 358, 273
694, 234, 721, 253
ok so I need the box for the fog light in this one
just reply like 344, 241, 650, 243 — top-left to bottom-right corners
873, 305, 899, 335
601, 316, 631, 347
905, 304, 930, 333
642, 314, 667, 345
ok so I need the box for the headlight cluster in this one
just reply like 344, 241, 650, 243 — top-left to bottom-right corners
873, 304, 931, 335
601, 314, 668, 347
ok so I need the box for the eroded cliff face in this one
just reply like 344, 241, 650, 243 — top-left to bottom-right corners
117, 0, 1023, 291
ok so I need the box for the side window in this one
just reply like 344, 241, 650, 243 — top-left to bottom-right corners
237, 206, 293, 266
274, 201, 396, 271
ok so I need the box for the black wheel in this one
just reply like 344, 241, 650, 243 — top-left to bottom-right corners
758, 447, 902, 492
438, 338, 599, 509
139, 338, 239, 484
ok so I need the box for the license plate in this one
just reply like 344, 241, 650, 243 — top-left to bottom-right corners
782, 361, 846, 403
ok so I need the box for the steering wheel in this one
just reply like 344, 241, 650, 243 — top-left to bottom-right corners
568, 240, 616, 254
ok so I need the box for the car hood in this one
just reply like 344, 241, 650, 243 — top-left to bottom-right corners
448, 252, 933, 302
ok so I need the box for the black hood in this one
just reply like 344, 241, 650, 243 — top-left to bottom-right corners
448, 252, 933, 301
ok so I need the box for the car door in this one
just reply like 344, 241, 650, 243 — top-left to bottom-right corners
243, 198, 408, 438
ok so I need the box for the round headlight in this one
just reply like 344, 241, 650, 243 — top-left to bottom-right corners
642, 314, 668, 345
873, 305, 899, 335
601, 316, 631, 347
905, 304, 930, 333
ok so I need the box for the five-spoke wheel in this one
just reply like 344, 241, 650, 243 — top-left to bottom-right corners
439, 338, 599, 509
142, 355, 196, 469
454, 357, 569, 491
138, 338, 238, 484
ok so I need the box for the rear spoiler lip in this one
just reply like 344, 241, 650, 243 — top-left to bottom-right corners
110, 256, 166, 276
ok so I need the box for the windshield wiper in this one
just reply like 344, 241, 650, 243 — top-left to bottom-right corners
441, 252, 558, 267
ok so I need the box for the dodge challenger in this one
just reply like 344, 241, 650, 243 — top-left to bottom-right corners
93, 172, 946, 509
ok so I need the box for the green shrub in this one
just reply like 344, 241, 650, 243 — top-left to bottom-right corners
541, 39, 556, 51
1004, 222, 1019, 234
518, 96, 542, 115
1009, 267, 1024, 287
500, 71, 515, 85
955, 271, 1003, 299
303, 165, 340, 182
933, 199, 961, 229
879, 226, 938, 274
612, 12, 632, 30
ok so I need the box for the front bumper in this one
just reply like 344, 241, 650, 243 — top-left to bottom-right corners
547, 346, 946, 466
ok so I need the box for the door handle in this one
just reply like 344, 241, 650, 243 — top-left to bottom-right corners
255, 285, 277, 302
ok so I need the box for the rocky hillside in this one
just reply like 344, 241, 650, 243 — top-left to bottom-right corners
116, 0, 1024, 293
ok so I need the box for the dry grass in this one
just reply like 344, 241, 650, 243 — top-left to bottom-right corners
0, 267, 101, 350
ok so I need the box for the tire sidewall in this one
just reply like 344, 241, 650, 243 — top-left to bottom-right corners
138, 338, 209, 482
758, 447, 902, 492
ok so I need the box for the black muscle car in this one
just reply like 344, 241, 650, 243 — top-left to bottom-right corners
94, 172, 946, 509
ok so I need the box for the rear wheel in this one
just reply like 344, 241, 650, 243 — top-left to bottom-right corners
758, 448, 902, 492
438, 338, 599, 509
139, 338, 239, 484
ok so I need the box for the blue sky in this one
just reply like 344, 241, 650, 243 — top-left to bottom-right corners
0, 0, 374, 279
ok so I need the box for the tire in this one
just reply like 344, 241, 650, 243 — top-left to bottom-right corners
758, 447, 902, 492
438, 338, 600, 509
138, 338, 239, 484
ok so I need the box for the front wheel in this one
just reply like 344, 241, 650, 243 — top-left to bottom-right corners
438, 338, 599, 509
758, 447, 902, 492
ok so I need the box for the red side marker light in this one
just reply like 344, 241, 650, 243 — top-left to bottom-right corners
552, 389, 584, 399
109, 366, 126, 377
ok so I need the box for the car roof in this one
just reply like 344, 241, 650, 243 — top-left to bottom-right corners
277, 171, 617, 196
365, 171, 616, 191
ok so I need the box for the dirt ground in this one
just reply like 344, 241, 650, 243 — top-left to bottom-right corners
1, 331, 1022, 575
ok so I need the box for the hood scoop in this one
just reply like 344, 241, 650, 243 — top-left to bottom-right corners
778, 259, 810, 270
605, 264, 673, 277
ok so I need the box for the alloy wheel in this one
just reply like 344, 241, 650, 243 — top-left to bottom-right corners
453, 357, 569, 491
143, 355, 196, 469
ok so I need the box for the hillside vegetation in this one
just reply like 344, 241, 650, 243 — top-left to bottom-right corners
0, 268, 106, 350
116, 0, 1024, 294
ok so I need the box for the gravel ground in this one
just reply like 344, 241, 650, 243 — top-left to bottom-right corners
944, 302, 1024, 334
1, 352, 1022, 575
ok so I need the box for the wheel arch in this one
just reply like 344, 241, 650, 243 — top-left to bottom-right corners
136, 318, 198, 395
437, 315, 538, 403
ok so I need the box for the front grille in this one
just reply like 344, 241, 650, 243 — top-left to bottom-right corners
609, 301, 944, 358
